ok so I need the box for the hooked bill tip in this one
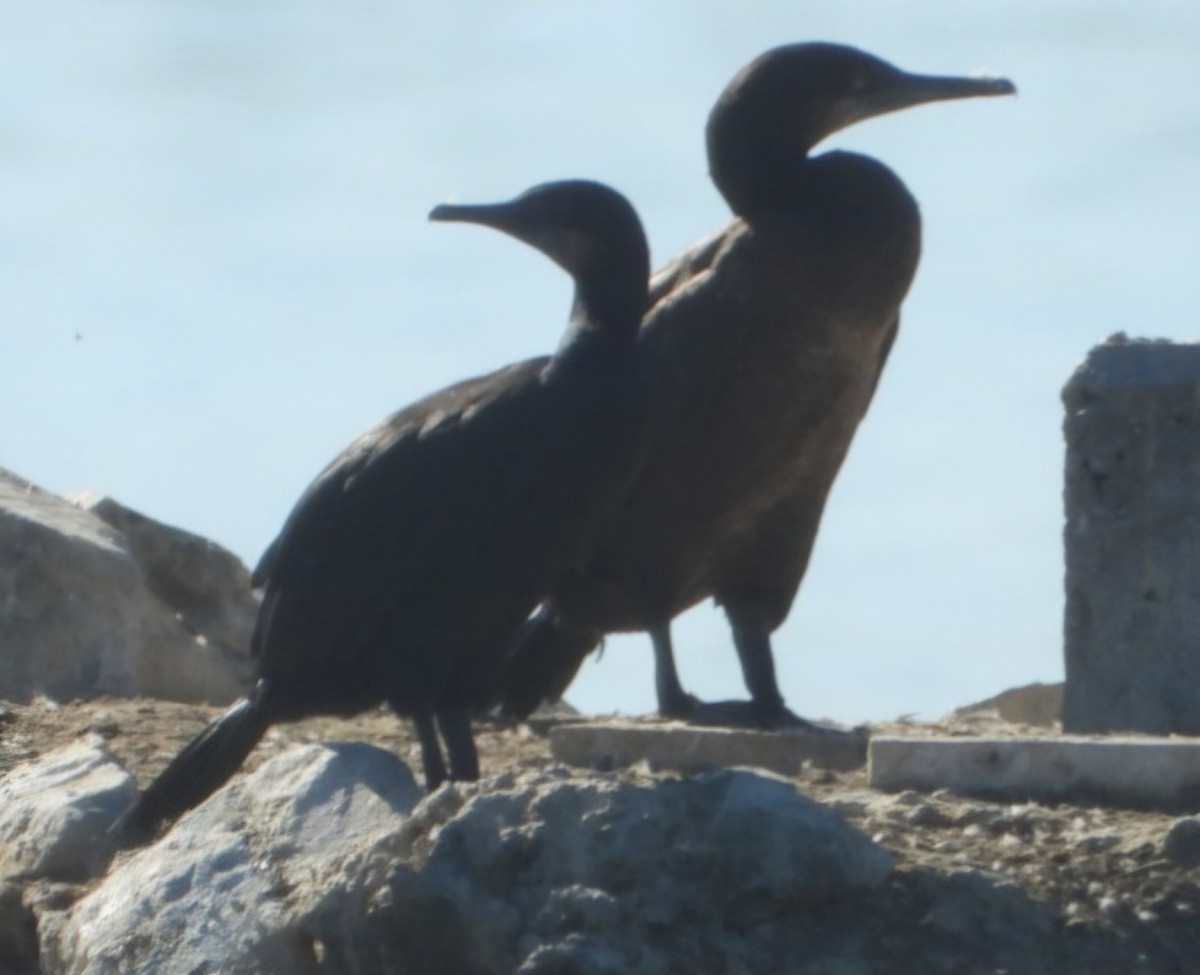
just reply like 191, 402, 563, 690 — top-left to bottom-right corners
972, 74, 1018, 97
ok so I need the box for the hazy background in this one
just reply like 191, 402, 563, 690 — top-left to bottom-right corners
4, 0, 1197, 723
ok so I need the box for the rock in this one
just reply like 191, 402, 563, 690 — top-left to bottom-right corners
1062, 336, 1200, 734
1073, 832, 1120, 855
0, 467, 252, 704
46, 757, 890, 975
0, 738, 134, 882
72, 492, 258, 665
902, 801, 952, 829
1162, 817, 1200, 868
47, 742, 423, 975
335, 767, 892, 974
0, 881, 39, 975
924, 871, 1007, 935
919, 869, 1055, 953
951, 682, 1063, 727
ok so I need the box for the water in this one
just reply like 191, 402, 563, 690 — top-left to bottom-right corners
3, 0, 1198, 723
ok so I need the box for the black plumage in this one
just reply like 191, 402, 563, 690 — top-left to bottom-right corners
113, 179, 651, 843
499, 43, 1015, 728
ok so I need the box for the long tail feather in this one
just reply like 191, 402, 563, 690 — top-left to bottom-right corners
112, 685, 272, 847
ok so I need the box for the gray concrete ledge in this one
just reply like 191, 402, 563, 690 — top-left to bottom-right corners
870, 735, 1200, 810
549, 721, 867, 776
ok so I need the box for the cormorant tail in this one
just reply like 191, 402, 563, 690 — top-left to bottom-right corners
112, 684, 272, 847
498, 608, 603, 720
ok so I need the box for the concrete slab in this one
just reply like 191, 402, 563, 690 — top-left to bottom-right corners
870, 735, 1200, 810
549, 721, 868, 776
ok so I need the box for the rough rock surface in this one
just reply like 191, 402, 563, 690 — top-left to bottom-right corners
49, 749, 890, 975
1162, 817, 1200, 868
0, 880, 39, 975
1062, 336, 1200, 734
49, 743, 423, 975
72, 492, 258, 668
2, 700, 1200, 974
0, 739, 133, 883
344, 766, 892, 975
0, 468, 252, 704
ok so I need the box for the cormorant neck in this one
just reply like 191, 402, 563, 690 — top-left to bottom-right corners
573, 274, 646, 338
707, 93, 829, 223
549, 277, 646, 374
710, 143, 817, 223
714, 146, 916, 229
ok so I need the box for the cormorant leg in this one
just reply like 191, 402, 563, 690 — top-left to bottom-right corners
436, 708, 480, 781
410, 707, 447, 790
728, 615, 786, 713
679, 610, 866, 749
724, 611, 813, 730
651, 623, 699, 718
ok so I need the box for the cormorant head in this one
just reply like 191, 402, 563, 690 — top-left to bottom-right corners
707, 42, 1016, 220
430, 179, 650, 328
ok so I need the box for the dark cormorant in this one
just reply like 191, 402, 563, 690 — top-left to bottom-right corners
114, 179, 651, 843
499, 43, 1015, 728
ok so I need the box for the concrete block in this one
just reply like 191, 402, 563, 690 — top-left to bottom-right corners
1062, 336, 1200, 734
549, 721, 867, 776
869, 735, 1200, 810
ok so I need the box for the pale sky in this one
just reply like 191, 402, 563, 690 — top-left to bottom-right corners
4, 0, 1198, 722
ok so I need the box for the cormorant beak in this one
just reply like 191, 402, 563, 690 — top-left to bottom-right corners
430, 198, 580, 275
429, 199, 558, 252
871, 70, 1016, 118
428, 200, 515, 231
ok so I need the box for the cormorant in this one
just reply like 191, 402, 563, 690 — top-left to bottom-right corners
499, 43, 1015, 728
113, 179, 651, 843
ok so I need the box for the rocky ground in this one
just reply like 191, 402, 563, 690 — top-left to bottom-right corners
3, 696, 1200, 973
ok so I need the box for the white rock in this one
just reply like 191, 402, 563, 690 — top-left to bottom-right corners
0, 739, 134, 882
72, 492, 258, 664
322, 767, 893, 973
49, 742, 422, 975
0, 468, 251, 704
47, 758, 891, 975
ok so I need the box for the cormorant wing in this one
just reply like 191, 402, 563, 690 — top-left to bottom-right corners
646, 223, 737, 316
251, 355, 552, 667
249, 364, 524, 590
